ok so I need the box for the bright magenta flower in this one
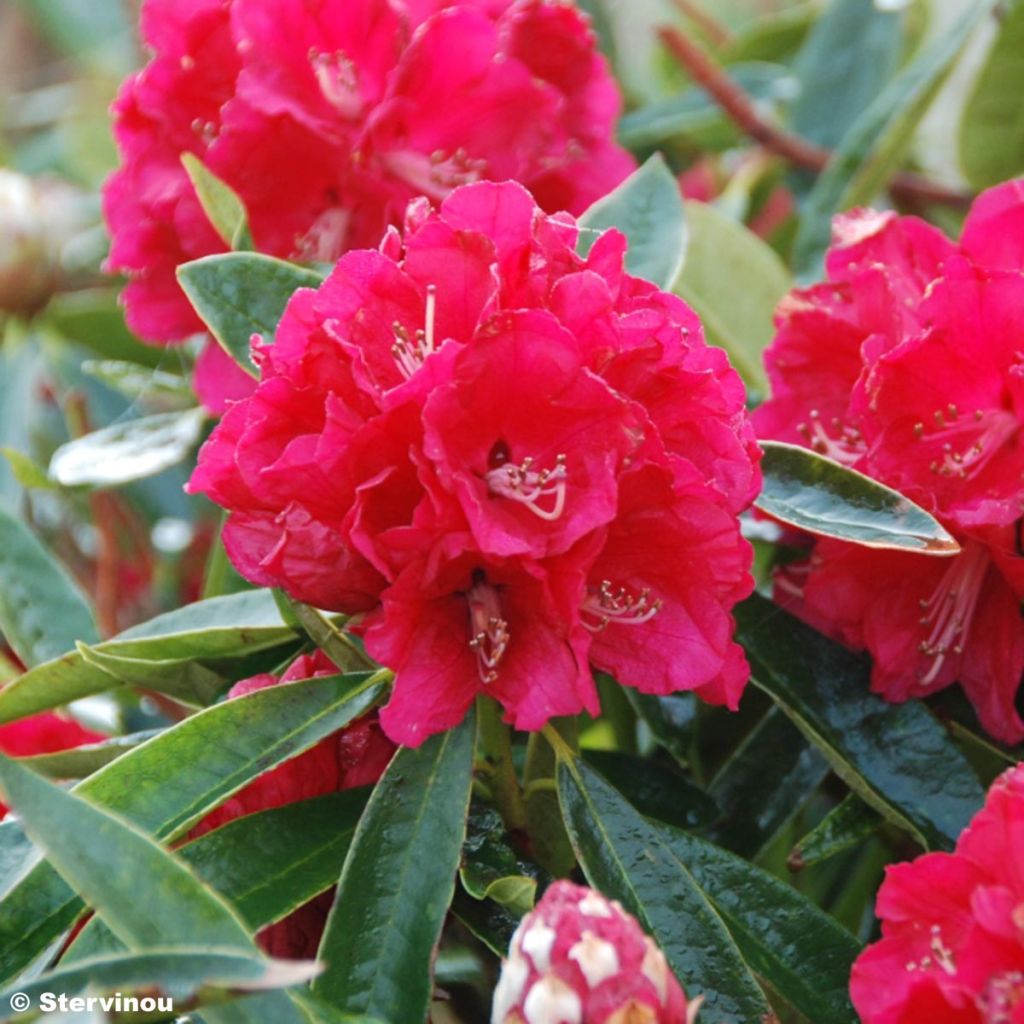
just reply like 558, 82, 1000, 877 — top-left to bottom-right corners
189, 181, 759, 746
755, 179, 1024, 743
491, 880, 694, 1023
103, 0, 635, 345
851, 763, 1024, 1024
191, 650, 395, 957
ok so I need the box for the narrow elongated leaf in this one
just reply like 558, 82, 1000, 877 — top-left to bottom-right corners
17, 730, 160, 779
737, 593, 985, 850
0, 590, 297, 723
0, 506, 98, 668
674, 201, 791, 395
658, 823, 861, 1024
793, 1, 995, 278
177, 254, 324, 375
182, 153, 252, 250
0, 338, 44, 510
558, 758, 772, 1023
64, 790, 370, 964
76, 644, 228, 706
757, 441, 960, 554
626, 690, 697, 767
313, 715, 475, 1021
49, 408, 207, 488
578, 154, 687, 290
709, 707, 829, 859
789, 794, 882, 871
0, 673, 385, 984
960, 0, 1024, 188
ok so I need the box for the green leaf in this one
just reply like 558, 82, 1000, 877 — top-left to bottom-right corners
313, 715, 475, 1021
177, 254, 324, 375
81, 360, 195, 410
789, 0, 905, 152
793, 1, 995, 278
626, 690, 697, 768
708, 707, 829, 859
64, 790, 370, 964
1, 949, 317, 1010
757, 441, 961, 554
557, 757, 772, 1023
578, 154, 687, 290
16, 730, 160, 780
581, 750, 719, 831
674, 201, 791, 396
0, 673, 385, 984
0, 338, 45, 509
460, 805, 543, 917
657, 823, 861, 1024
737, 593, 985, 850
789, 794, 882, 871
48, 408, 207, 489
959, 0, 1024, 188
0, 590, 297, 723
0, 505, 98, 668
1, 448, 56, 492
182, 153, 253, 250
524, 722, 578, 878
451, 888, 520, 959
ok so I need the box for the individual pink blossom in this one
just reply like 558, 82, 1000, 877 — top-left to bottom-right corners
103, 0, 635, 346
189, 180, 759, 746
491, 880, 695, 1024
190, 650, 395, 957
851, 762, 1024, 1024
755, 179, 1024, 743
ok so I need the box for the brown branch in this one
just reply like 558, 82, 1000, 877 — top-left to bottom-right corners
670, 0, 733, 47
659, 26, 972, 210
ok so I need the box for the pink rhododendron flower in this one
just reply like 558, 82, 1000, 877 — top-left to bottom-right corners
103, 0, 635, 347
0, 713, 106, 818
851, 762, 1024, 1024
754, 179, 1024, 743
491, 880, 695, 1023
189, 180, 760, 746
190, 650, 394, 957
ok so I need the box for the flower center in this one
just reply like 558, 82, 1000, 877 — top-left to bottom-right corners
917, 541, 989, 687
384, 148, 487, 202
582, 580, 662, 632
294, 207, 351, 263
979, 971, 1024, 1023
796, 410, 863, 466
904, 923, 957, 976
485, 451, 568, 522
391, 284, 437, 380
309, 48, 362, 119
467, 578, 509, 684
914, 405, 1019, 481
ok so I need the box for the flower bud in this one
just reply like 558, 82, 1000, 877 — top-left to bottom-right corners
0, 169, 53, 318
492, 881, 697, 1024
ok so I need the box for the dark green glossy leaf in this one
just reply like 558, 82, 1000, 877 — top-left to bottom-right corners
461, 805, 544, 916
627, 690, 697, 767
793, 1, 995, 278
0, 673, 385, 984
182, 154, 252, 250
16, 730, 160, 780
558, 758, 771, 1023
0, 590, 297, 723
960, 0, 1024, 188
177, 254, 324, 375
451, 888, 520, 959
757, 441, 960, 554
789, 794, 882, 871
524, 723, 578, 878
737, 593, 985, 850
789, 0, 905, 152
313, 715, 474, 1021
658, 823, 861, 1024
582, 749, 719, 832
674, 202, 791, 395
708, 707, 829, 859
64, 790, 370, 964
48, 408, 207, 489
578, 154, 687, 290
0, 505, 98, 668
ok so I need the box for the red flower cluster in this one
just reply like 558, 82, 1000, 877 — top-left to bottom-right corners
190, 650, 394, 957
492, 880, 693, 1023
189, 181, 759, 746
755, 179, 1024, 743
104, 0, 635, 345
0, 713, 106, 818
852, 762, 1024, 1024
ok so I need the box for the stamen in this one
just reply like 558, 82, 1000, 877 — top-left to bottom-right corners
979, 970, 1024, 1023
309, 48, 362, 118
467, 579, 510, 684
917, 542, 989, 687
582, 580, 662, 632
795, 410, 863, 465
918, 407, 1018, 481
391, 285, 438, 380
384, 148, 488, 201
485, 452, 567, 521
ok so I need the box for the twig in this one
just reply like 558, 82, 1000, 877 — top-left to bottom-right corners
659, 26, 972, 210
